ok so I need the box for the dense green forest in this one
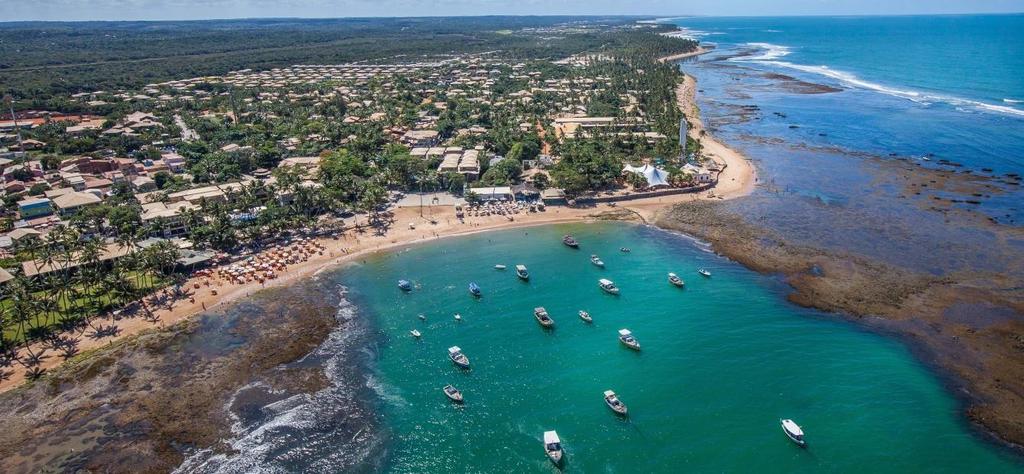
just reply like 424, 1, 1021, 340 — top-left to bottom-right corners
0, 16, 688, 101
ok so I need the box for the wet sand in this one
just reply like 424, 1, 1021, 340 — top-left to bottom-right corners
676, 73, 758, 201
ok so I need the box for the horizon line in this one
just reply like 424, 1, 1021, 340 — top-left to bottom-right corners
2, 11, 1023, 25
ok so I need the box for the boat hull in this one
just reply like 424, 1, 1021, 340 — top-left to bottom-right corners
781, 420, 806, 447
606, 400, 628, 416
450, 356, 470, 369
445, 393, 464, 403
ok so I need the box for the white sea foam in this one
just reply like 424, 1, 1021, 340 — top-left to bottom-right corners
1005, 98, 1022, 104
737, 42, 792, 61
733, 43, 1024, 118
176, 286, 382, 473
661, 26, 717, 41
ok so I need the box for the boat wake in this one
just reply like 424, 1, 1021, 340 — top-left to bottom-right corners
732, 42, 1024, 118
175, 286, 386, 473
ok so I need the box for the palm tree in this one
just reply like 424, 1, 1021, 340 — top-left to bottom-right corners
357, 178, 388, 228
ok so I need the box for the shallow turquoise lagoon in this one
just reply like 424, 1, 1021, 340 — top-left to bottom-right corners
340, 222, 1022, 472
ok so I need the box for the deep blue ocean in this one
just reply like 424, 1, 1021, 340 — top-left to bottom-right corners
675, 15, 1024, 113
669, 14, 1024, 173
663, 14, 1024, 273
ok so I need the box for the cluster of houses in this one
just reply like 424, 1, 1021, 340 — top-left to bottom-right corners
0, 48, 718, 281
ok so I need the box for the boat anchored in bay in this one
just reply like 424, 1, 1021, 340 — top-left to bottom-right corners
448, 346, 470, 368
599, 278, 620, 295
468, 282, 482, 297
619, 329, 640, 350
668, 272, 685, 287
781, 419, 806, 446
443, 384, 464, 403
578, 310, 592, 323
604, 390, 628, 416
534, 307, 555, 328
563, 234, 579, 248
515, 264, 530, 280
543, 430, 564, 465
590, 254, 605, 267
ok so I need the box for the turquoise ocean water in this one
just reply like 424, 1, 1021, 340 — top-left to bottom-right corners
175, 16, 1024, 472
338, 223, 1022, 472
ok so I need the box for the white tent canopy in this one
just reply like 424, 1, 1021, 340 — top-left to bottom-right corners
622, 163, 671, 188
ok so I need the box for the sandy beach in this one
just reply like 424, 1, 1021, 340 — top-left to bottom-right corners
657, 46, 713, 63
0, 71, 757, 394
675, 73, 757, 202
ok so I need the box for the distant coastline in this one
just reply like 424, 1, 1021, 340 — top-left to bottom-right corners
657, 45, 713, 63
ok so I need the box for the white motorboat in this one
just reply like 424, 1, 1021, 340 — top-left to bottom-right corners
668, 272, 685, 287
590, 254, 605, 267
494, 264, 507, 270
443, 384, 464, 403
618, 329, 640, 350
454, 313, 462, 322
398, 279, 413, 291
418, 314, 427, 321
781, 419, 806, 446
698, 268, 712, 277
534, 307, 555, 328
469, 282, 482, 297
598, 278, 620, 295
619, 247, 631, 253
543, 430, 564, 465
563, 235, 579, 248
410, 329, 422, 338
578, 310, 592, 323
515, 264, 530, 280
448, 346, 470, 368
604, 390, 628, 416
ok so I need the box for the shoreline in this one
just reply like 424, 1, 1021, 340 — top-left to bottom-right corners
673, 72, 757, 205
6, 46, 1024, 466
657, 45, 713, 63
0, 69, 758, 392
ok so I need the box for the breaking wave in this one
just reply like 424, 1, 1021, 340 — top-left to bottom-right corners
175, 286, 385, 473
732, 42, 1024, 118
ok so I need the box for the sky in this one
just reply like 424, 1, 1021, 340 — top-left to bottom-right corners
3, 0, 1024, 22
